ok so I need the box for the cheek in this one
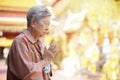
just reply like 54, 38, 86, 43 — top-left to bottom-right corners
36, 24, 47, 34
40, 27, 46, 34
35, 27, 42, 35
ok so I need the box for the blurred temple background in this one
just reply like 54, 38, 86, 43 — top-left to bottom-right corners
0, 0, 120, 80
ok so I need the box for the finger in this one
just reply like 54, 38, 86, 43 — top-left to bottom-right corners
53, 49, 59, 57
50, 41, 54, 46
53, 48, 58, 54
49, 43, 57, 50
52, 44, 58, 49
54, 45, 58, 50
52, 46, 58, 53
51, 44, 58, 53
52, 43, 58, 48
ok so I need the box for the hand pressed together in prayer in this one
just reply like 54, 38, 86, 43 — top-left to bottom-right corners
43, 42, 58, 73
43, 42, 58, 62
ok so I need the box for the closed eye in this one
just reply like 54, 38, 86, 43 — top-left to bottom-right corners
44, 21, 50, 26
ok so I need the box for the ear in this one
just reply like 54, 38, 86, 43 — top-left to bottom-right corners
30, 18, 36, 28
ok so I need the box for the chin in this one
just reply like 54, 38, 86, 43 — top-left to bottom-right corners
40, 35, 45, 37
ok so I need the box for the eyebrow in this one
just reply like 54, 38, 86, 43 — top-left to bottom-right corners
44, 20, 50, 23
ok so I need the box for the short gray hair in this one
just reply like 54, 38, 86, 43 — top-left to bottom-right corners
26, 5, 51, 27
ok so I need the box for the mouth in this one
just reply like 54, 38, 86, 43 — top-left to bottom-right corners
46, 32, 49, 34
44, 31, 49, 34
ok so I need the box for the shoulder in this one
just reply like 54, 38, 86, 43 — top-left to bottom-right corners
13, 33, 27, 44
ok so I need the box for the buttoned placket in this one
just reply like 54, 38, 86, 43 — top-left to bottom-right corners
34, 42, 43, 60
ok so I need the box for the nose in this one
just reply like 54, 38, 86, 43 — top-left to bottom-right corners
46, 27, 49, 30
45, 27, 49, 34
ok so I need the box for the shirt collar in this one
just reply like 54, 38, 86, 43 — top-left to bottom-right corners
22, 29, 36, 44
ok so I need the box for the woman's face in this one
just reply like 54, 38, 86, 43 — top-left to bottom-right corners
34, 16, 50, 37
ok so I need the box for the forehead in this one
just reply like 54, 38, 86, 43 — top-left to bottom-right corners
39, 16, 50, 22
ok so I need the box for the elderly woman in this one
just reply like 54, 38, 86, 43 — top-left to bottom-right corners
7, 5, 58, 80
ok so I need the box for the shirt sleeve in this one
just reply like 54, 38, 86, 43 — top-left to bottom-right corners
8, 37, 48, 79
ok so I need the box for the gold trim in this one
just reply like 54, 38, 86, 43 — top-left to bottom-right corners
0, 26, 26, 32
0, 17, 26, 25
0, 6, 28, 12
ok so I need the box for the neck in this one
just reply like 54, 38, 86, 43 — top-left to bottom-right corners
27, 27, 40, 41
